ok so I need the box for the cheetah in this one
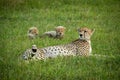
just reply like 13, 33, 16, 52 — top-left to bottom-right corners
27, 27, 39, 39
22, 27, 95, 60
22, 45, 44, 60
40, 26, 66, 39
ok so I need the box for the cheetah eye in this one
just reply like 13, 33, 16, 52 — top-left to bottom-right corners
84, 31, 87, 32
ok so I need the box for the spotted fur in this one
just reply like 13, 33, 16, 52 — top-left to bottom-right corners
22, 27, 95, 60
22, 45, 44, 60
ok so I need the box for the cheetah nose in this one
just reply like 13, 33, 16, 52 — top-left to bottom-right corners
80, 34, 83, 37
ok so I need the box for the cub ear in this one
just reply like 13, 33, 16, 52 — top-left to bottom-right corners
55, 27, 58, 31
77, 27, 80, 32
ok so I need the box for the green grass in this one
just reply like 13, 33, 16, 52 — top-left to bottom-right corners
0, 0, 120, 80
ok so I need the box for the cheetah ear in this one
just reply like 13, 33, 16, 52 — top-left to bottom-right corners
55, 27, 58, 31
29, 29, 32, 33
77, 28, 80, 32
91, 29, 95, 35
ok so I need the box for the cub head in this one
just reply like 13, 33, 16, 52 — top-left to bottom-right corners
55, 26, 66, 38
28, 27, 39, 39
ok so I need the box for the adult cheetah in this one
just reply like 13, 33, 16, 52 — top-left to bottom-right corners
22, 27, 95, 60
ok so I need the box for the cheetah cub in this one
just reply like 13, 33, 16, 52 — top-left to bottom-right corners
27, 27, 39, 39
22, 27, 95, 60
40, 26, 66, 39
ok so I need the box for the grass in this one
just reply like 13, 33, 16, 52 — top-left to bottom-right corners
0, 0, 120, 80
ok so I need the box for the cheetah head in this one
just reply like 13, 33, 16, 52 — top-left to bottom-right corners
78, 27, 95, 40
28, 27, 39, 35
28, 27, 39, 39
22, 45, 38, 60
55, 26, 66, 38
31, 45, 37, 56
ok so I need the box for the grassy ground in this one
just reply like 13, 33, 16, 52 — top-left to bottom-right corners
0, 0, 120, 80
